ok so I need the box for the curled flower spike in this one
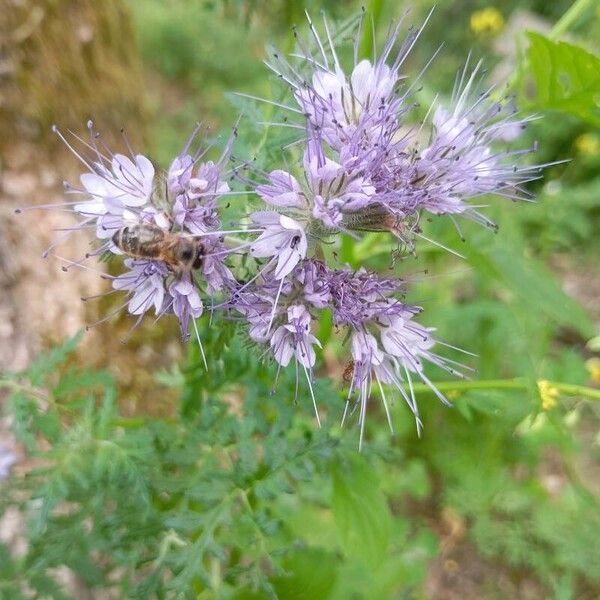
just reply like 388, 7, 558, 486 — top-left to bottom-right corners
231, 260, 472, 445
371, 60, 546, 231
255, 11, 552, 248
266, 10, 430, 150
328, 266, 473, 449
24, 122, 240, 345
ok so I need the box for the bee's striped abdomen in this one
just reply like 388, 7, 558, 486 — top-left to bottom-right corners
112, 223, 166, 259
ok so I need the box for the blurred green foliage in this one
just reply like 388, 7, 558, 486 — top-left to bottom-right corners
2, 0, 600, 598
2, 320, 599, 597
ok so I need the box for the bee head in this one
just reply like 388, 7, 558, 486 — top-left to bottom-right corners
177, 239, 197, 268
192, 241, 205, 270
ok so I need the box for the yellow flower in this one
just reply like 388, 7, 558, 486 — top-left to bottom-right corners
538, 379, 559, 411
470, 7, 504, 36
585, 357, 600, 384
574, 133, 600, 156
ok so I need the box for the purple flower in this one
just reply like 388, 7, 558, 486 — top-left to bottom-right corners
270, 304, 321, 369
259, 14, 547, 244
200, 235, 237, 294
404, 68, 536, 224
343, 305, 467, 447
235, 291, 282, 343
266, 13, 421, 151
304, 141, 376, 228
0, 444, 16, 480
171, 159, 230, 234
167, 154, 193, 202
250, 212, 308, 279
231, 260, 467, 444
54, 123, 157, 245
36, 123, 159, 257
250, 12, 547, 277
322, 265, 471, 447
74, 154, 155, 216
357, 63, 540, 231
350, 330, 386, 388
253, 134, 377, 234
229, 273, 324, 423
35, 123, 241, 339
328, 267, 406, 327
295, 59, 402, 152
170, 274, 203, 339
295, 260, 331, 308
256, 170, 307, 209
112, 259, 169, 316
269, 303, 323, 425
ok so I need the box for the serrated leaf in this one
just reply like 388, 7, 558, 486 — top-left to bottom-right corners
331, 455, 391, 568
25, 330, 83, 386
526, 32, 600, 125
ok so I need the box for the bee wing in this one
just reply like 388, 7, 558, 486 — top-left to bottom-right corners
98, 249, 116, 264
343, 205, 419, 258
149, 169, 171, 215
343, 204, 398, 233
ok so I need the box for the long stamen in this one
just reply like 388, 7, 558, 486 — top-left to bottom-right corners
192, 317, 208, 371
302, 361, 321, 427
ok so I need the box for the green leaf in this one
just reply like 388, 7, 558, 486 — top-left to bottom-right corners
526, 32, 600, 125
272, 548, 338, 600
464, 237, 595, 338
331, 455, 391, 568
25, 330, 83, 386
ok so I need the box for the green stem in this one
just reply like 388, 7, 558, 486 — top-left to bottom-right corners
549, 0, 597, 40
551, 381, 600, 400
407, 377, 600, 401
0, 379, 48, 400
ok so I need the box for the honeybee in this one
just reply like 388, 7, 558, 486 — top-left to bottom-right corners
112, 222, 204, 277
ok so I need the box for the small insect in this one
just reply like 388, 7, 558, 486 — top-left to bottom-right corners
343, 203, 418, 256
343, 360, 355, 383
112, 222, 204, 278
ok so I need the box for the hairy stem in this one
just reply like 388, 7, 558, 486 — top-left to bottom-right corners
408, 377, 600, 401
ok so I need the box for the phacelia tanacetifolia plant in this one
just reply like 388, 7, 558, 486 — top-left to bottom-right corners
19, 9, 549, 447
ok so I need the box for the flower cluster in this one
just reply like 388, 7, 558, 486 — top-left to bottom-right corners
229, 11, 543, 438
25, 10, 546, 444
231, 260, 470, 447
43, 122, 238, 345
258, 10, 543, 244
